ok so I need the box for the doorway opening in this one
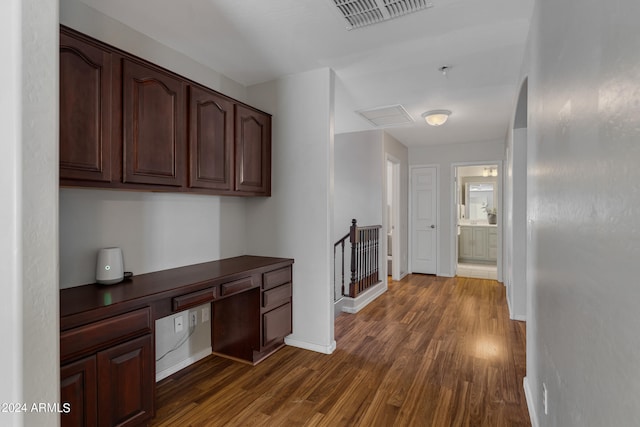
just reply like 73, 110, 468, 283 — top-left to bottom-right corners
386, 156, 401, 281
455, 164, 499, 280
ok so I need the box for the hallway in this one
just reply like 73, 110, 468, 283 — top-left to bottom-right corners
152, 275, 529, 426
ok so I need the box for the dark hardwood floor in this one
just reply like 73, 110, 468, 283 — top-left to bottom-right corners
151, 274, 529, 426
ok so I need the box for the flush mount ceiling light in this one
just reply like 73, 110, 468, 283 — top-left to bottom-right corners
422, 110, 451, 126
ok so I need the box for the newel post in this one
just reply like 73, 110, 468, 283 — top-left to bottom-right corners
349, 219, 357, 295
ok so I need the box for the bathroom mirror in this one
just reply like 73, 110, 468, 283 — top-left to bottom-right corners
465, 182, 495, 220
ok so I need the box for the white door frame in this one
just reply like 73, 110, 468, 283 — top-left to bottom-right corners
451, 161, 503, 283
409, 164, 439, 275
385, 154, 401, 281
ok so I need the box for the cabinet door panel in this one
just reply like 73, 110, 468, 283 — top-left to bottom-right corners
123, 59, 185, 187
235, 105, 271, 195
189, 86, 234, 190
488, 229, 498, 260
61, 356, 97, 427
472, 228, 488, 258
459, 227, 473, 259
262, 302, 292, 348
97, 335, 153, 427
59, 31, 112, 182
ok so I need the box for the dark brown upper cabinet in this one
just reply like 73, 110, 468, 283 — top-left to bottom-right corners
235, 105, 271, 196
188, 85, 234, 191
59, 26, 271, 197
122, 59, 186, 187
59, 31, 113, 183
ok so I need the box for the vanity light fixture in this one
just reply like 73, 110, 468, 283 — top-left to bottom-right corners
483, 167, 498, 177
422, 110, 451, 126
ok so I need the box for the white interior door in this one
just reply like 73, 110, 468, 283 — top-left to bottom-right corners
411, 167, 437, 274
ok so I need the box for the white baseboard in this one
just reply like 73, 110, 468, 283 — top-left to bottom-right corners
155, 347, 212, 382
524, 376, 539, 427
340, 281, 387, 314
285, 336, 336, 354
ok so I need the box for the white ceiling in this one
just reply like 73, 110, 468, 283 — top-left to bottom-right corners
76, 0, 534, 147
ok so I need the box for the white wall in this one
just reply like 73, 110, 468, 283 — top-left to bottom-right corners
408, 139, 505, 276
0, 0, 59, 425
60, 189, 246, 288
0, 2, 22, 418
524, 1, 640, 425
334, 131, 383, 240
383, 133, 409, 278
504, 77, 528, 321
155, 304, 211, 381
245, 68, 336, 354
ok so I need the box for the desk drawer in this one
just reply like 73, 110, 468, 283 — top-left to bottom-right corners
172, 287, 217, 312
263, 267, 291, 290
262, 283, 291, 309
61, 307, 151, 362
262, 303, 292, 347
221, 276, 255, 296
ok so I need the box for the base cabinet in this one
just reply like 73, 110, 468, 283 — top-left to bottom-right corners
61, 335, 153, 427
60, 307, 153, 427
61, 257, 292, 425
260, 267, 293, 351
459, 226, 497, 263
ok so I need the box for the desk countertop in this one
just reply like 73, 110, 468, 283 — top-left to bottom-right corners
60, 255, 294, 321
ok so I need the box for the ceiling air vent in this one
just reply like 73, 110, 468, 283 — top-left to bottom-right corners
357, 104, 414, 127
332, 0, 434, 30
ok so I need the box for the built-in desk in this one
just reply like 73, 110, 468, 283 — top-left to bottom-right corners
59, 255, 294, 427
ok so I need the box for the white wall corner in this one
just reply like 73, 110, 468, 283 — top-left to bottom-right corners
524, 377, 540, 427
285, 337, 337, 355
155, 347, 212, 383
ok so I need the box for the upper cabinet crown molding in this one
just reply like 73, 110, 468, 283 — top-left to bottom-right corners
59, 26, 271, 197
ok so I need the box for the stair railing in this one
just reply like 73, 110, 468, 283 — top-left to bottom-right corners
334, 219, 382, 301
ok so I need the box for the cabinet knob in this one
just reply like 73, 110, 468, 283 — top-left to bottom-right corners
430, 225, 436, 229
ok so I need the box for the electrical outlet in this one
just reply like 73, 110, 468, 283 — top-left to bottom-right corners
174, 315, 184, 333
190, 312, 197, 327
202, 306, 210, 323
542, 382, 548, 415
